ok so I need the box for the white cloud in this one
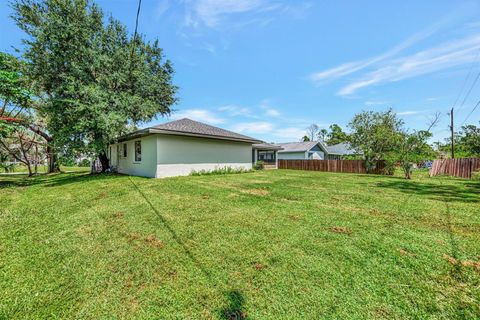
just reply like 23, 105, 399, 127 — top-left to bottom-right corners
218, 104, 253, 116
182, 0, 311, 29
232, 121, 273, 134
397, 110, 423, 116
156, 0, 170, 16
337, 35, 480, 96
309, 19, 446, 84
272, 127, 306, 140
186, 0, 264, 27
265, 108, 280, 117
171, 109, 225, 124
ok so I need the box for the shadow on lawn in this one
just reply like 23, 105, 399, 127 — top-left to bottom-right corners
128, 177, 214, 283
376, 179, 480, 204
220, 290, 247, 320
0, 172, 122, 189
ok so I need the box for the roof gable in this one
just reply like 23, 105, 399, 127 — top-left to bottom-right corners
276, 141, 327, 153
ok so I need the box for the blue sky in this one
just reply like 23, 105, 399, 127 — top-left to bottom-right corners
2, 0, 480, 143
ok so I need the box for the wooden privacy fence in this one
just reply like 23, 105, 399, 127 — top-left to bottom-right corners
278, 159, 386, 174
430, 158, 480, 179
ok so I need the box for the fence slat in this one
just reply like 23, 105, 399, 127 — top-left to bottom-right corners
430, 158, 480, 179
278, 159, 385, 174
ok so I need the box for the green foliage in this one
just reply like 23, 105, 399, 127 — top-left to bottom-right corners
459, 123, 480, 156
11, 0, 177, 163
190, 166, 252, 176
0, 52, 31, 108
0, 152, 14, 173
253, 160, 265, 170
325, 124, 349, 145
436, 122, 480, 158
301, 135, 310, 142
348, 109, 404, 173
397, 130, 435, 179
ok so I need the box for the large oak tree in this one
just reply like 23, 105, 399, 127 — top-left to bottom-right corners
11, 0, 177, 171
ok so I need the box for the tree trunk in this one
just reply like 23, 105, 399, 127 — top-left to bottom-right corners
98, 151, 110, 173
47, 144, 60, 173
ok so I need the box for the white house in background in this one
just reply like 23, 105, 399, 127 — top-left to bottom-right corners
275, 141, 328, 160
275, 141, 359, 160
107, 118, 267, 178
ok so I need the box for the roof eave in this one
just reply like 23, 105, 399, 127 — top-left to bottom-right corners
149, 128, 262, 144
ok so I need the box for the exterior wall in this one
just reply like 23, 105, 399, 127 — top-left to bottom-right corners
109, 135, 158, 178
277, 152, 308, 160
156, 135, 253, 178
307, 150, 325, 160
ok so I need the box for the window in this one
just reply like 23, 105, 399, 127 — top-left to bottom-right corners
258, 151, 275, 162
135, 141, 141, 162
123, 143, 127, 158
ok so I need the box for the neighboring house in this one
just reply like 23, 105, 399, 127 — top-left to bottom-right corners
275, 141, 328, 160
324, 142, 360, 160
252, 143, 283, 169
108, 118, 263, 178
275, 141, 360, 160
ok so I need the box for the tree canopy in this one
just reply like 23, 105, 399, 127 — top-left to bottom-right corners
11, 0, 177, 170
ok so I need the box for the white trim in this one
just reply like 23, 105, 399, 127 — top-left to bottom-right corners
155, 163, 252, 178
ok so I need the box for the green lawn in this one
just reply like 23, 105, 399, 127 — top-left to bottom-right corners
1, 165, 90, 174
0, 170, 479, 319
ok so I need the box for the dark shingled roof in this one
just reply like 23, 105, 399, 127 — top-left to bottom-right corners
114, 118, 262, 143
252, 143, 283, 150
275, 141, 327, 153
324, 142, 360, 155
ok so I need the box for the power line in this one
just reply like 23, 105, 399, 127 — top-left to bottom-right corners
130, 0, 142, 59
452, 49, 480, 109
461, 99, 480, 125
457, 71, 480, 111
133, 0, 142, 43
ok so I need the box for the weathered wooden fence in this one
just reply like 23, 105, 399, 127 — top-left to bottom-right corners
430, 158, 480, 179
278, 159, 386, 174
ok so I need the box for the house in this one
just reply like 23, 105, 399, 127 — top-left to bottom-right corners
252, 143, 283, 169
275, 141, 328, 160
324, 142, 360, 160
275, 141, 360, 160
108, 118, 264, 178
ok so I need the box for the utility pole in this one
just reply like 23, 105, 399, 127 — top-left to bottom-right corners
450, 108, 455, 159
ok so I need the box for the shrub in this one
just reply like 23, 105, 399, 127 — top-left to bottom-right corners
190, 166, 252, 176
253, 161, 265, 170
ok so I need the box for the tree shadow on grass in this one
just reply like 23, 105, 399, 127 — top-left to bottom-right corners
376, 179, 480, 204
0, 172, 125, 189
220, 290, 247, 320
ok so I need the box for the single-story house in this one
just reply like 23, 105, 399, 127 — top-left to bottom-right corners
275, 141, 360, 160
275, 141, 328, 160
252, 143, 283, 169
324, 142, 359, 160
108, 118, 272, 178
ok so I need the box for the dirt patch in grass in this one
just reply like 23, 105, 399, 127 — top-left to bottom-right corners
241, 188, 270, 196
95, 192, 108, 200
399, 248, 416, 257
126, 233, 141, 241
329, 226, 352, 235
145, 234, 164, 248
254, 263, 266, 270
443, 254, 480, 270
112, 212, 124, 219
288, 214, 302, 221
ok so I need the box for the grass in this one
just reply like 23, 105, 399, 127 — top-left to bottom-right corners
1, 165, 90, 174
0, 169, 479, 319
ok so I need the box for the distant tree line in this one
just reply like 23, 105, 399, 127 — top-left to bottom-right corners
301, 109, 447, 179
